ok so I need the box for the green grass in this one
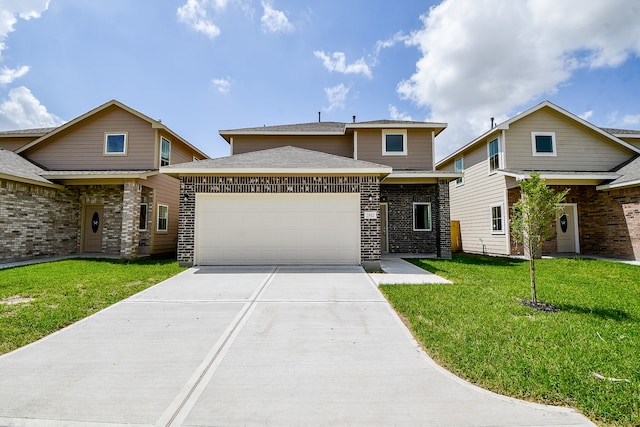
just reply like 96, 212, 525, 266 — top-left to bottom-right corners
380, 254, 640, 426
0, 258, 185, 355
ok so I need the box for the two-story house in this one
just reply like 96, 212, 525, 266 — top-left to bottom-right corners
0, 100, 209, 263
436, 101, 640, 260
162, 120, 461, 270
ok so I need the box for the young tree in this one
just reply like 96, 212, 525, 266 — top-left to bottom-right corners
510, 172, 569, 304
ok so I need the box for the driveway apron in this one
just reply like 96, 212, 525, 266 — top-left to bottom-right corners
0, 265, 594, 426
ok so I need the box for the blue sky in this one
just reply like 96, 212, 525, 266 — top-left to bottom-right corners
1, 0, 639, 160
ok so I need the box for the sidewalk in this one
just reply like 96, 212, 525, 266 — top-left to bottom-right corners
369, 253, 451, 285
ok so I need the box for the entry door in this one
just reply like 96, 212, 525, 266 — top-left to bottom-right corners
380, 203, 389, 253
83, 205, 104, 253
556, 204, 577, 253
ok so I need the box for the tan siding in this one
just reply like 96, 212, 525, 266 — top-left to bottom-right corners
157, 130, 206, 166
449, 157, 509, 255
618, 137, 640, 149
0, 137, 36, 151
506, 108, 633, 171
357, 129, 433, 169
146, 173, 179, 254
232, 135, 353, 158
23, 106, 157, 170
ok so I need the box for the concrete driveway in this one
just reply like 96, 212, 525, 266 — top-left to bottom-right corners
0, 265, 594, 426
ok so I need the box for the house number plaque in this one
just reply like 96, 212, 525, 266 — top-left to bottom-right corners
364, 211, 377, 219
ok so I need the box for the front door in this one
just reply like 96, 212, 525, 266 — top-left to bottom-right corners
83, 205, 104, 253
380, 203, 389, 253
556, 204, 577, 253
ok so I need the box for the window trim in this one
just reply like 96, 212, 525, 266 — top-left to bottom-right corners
160, 136, 171, 167
531, 131, 557, 156
413, 202, 432, 231
104, 132, 128, 156
382, 129, 408, 156
454, 156, 464, 186
139, 203, 148, 231
157, 204, 168, 232
487, 137, 501, 174
490, 203, 505, 235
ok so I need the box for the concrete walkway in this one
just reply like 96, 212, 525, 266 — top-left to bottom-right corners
371, 253, 452, 285
0, 265, 594, 426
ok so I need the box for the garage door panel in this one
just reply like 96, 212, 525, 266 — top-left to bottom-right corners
195, 193, 360, 265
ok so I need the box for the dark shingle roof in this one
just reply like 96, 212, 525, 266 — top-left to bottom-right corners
220, 122, 346, 134
607, 155, 640, 187
0, 127, 57, 136
0, 149, 53, 185
601, 127, 640, 136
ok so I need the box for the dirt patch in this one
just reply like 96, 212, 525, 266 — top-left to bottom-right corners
0, 295, 34, 305
521, 299, 560, 312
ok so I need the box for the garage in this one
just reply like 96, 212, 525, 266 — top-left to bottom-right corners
195, 192, 361, 265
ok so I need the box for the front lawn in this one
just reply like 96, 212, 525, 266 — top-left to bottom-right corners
0, 258, 185, 355
380, 254, 639, 426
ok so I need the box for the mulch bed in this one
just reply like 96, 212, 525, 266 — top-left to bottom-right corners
521, 299, 560, 312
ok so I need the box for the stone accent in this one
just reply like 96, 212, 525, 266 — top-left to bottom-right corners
120, 181, 142, 259
437, 179, 452, 259
138, 188, 153, 256
0, 179, 79, 262
177, 175, 381, 269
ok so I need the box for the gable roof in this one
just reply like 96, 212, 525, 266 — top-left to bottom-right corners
0, 149, 59, 188
436, 101, 640, 167
15, 100, 209, 159
161, 145, 392, 176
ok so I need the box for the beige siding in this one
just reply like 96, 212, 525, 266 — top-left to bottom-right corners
157, 130, 205, 166
506, 108, 633, 171
145, 173, 180, 254
23, 106, 157, 170
617, 137, 640, 149
232, 135, 353, 158
357, 129, 433, 169
0, 137, 35, 151
449, 142, 509, 255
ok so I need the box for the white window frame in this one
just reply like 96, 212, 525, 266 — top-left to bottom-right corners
490, 203, 505, 235
413, 202, 432, 231
160, 136, 171, 167
382, 129, 408, 156
531, 131, 557, 156
139, 203, 148, 231
454, 156, 464, 186
104, 132, 127, 155
157, 204, 168, 232
487, 137, 501, 174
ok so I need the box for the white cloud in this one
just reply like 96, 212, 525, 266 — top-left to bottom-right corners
374, 32, 410, 56
579, 110, 594, 121
0, 65, 29, 85
389, 105, 413, 121
261, 1, 293, 33
0, 1, 50, 58
314, 51, 372, 78
177, 0, 222, 39
397, 0, 640, 160
0, 86, 63, 130
324, 83, 350, 111
212, 77, 232, 94
622, 114, 640, 126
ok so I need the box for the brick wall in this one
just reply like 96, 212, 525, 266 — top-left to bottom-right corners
0, 179, 79, 262
138, 188, 153, 256
177, 175, 381, 268
120, 181, 142, 259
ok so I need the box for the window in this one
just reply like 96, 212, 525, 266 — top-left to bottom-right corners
160, 137, 171, 166
531, 132, 556, 156
104, 133, 127, 155
157, 204, 168, 232
382, 129, 407, 155
454, 157, 464, 185
491, 203, 504, 234
413, 203, 431, 231
139, 204, 148, 231
488, 137, 500, 172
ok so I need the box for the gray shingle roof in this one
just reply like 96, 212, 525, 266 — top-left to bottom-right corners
601, 127, 640, 136
0, 149, 53, 185
0, 127, 57, 136
607, 156, 640, 187
220, 122, 346, 134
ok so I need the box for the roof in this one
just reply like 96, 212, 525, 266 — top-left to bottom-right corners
597, 155, 640, 190
0, 127, 57, 137
219, 119, 448, 142
601, 127, 640, 138
40, 170, 156, 180
14, 100, 209, 159
0, 149, 58, 188
436, 101, 640, 167
161, 146, 392, 176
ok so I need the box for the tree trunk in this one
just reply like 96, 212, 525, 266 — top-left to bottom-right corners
530, 255, 537, 304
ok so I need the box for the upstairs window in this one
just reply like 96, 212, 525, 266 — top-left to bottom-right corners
454, 157, 464, 185
105, 133, 127, 155
413, 203, 432, 231
488, 137, 500, 172
160, 137, 171, 166
532, 132, 556, 156
382, 130, 407, 155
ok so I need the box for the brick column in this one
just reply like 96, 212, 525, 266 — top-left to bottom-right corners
360, 177, 381, 272
437, 179, 452, 259
120, 181, 142, 259
178, 177, 196, 266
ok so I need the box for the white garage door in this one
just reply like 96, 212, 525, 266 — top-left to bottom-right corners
195, 193, 360, 265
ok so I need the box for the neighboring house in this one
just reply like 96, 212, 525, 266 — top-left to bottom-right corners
436, 101, 640, 260
162, 120, 461, 270
0, 100, 208, 263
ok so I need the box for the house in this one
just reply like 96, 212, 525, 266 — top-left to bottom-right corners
162, 120, 461, 270
0, 100, 209, 263
435, 101, 640, 260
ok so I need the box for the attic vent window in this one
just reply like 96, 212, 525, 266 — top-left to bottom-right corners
532, 132, 556, 156
104, 133, 127, 155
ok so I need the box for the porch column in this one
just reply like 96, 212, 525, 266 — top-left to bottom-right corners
437, 179, 452, 259
121, 180, 142, 259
